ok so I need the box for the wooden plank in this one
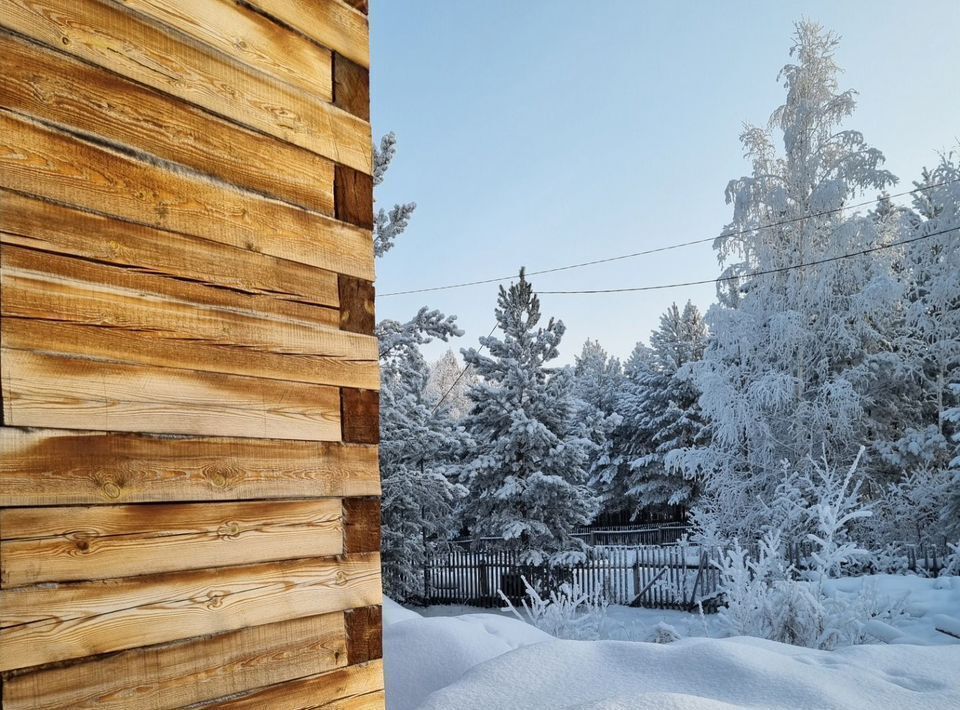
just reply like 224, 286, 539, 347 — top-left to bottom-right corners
325, 690, 386, 710
0, 553, 381, 670
1, 612, 348, 710
340, 389, 380, 444
343, 498, 381, 554
0, 246, 379, 388
0, 427, 380, 506
117, 0, 335, 100
3, 318, 379, 392
0, 111, 374, 279
335, 164, 374, 229
342, 0, 369, 15
333, 52, 370, 120
0, 499, 343, 587
338, 275, 376, 335
0, 0, 372, 173
1, 349, 342, 440
344, 605, 382, 664
204, 660, 384, 710
0, 31, 335, 214
0, 243, 348, 338
0, 191, 339, 312
248, 0, 370, 68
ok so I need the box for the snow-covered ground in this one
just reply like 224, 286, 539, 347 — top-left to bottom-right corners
384, 576, 960, 710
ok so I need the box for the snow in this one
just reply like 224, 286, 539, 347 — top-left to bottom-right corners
417, 636, 960, 710
822, 574, 960, 645
386, 576, 960, 709
419, 574, 960, 645
383, 606, 551, 710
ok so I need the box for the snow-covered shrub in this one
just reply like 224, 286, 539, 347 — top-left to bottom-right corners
650, 621, 682, 644
714, 530, 817, 645
499, 576, 608, 640
943, 542, 960, 576
764, 448, 872, 576
714, 529, 906, 649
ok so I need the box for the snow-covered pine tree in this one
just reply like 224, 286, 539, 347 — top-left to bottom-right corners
373, 132, 416, 257
425, 349, 478, 420
373, 132, 470, 597
899, 154, 960, 543
690, 22, 899, 540
618, 302, 708, 514
461, 269, 600, 565
572, 340, 624, 513
379, 315, 468, 599
945, 384, 960, 541
574, 340, 624, 415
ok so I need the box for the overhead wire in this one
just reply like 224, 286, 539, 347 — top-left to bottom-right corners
380, 178, 959, 298
426, 225, 958, 412
537, 226, 959, 294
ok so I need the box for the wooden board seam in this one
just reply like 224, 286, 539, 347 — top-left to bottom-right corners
0, 103, 338, 218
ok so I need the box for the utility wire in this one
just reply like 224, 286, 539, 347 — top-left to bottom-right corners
428, 226, 956, 416
537, 225, 959, 295
380, 178, 959, 298
430, 322, 499, 415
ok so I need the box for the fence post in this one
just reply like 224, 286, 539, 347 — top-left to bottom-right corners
423, 556, 432, 603
478, 559, 489, 601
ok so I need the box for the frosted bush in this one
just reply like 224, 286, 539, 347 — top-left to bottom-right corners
499, 576, 608, 640
944, 542, 960, 576
714, 530, 907, 649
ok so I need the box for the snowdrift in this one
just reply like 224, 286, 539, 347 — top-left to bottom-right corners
417, 635, 960, 709
382, 601, 551, 710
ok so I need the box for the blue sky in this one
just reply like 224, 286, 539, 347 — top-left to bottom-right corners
369, 1, 960, 365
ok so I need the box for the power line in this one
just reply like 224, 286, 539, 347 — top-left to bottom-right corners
380, 178, 959, 298
425, 224, 957, 414
537, 225, 958, 295
430, 322, 499, 416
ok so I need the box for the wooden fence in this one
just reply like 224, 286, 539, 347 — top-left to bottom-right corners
411, 546, 722, 612
391, 537, 955, 614
0, 1, 382, 708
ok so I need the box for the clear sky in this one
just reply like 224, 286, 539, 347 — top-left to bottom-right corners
369, 0, 960, 365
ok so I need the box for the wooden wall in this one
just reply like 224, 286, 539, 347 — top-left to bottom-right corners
0, 0, 383, 707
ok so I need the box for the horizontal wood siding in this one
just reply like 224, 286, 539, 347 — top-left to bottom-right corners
0, 0, 382, 706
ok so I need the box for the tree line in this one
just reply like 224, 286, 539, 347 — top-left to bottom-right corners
375, 22, 960, 598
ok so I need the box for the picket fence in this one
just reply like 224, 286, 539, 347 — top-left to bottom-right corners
416, 546, 723, 611
387, 537, 953, 612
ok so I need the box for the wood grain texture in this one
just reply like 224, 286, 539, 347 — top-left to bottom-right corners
1, 499, 343, 587
0, 191, 340, 313
0, 553, 381, 670
0, 0, 372, 172
247, 0, 370, 68
0, 427, 380, 506
342, 0, 369, 15
204, 660, 384, 710
1, 245, 379, 388
341, 388, 380, 444
0, 31, 335, 214
335, 164, 375, 230
0, 242, 348, 337
334, 52, 370, 120
345, 605, 382, 665
1, 349, 342, 440
0, 111, 374, 279
2, 318, 379, 393
118, 0, 335, 100
339, 275, 376, 335
343, 498, 381, 554
1, 612, 348, 710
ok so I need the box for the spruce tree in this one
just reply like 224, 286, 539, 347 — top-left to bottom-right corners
619, 302, 708, 514
461, 269, 600, 565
